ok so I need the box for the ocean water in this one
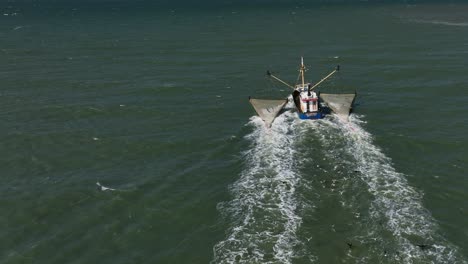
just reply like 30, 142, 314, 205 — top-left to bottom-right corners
1, 1, 467, 263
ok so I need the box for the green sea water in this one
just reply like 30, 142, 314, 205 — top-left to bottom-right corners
1, 2, 468, 263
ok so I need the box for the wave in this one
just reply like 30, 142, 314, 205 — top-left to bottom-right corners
409, 19, 468, 27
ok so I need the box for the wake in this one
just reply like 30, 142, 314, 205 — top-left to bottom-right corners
212, 111, 309, 263
213, 112, 466, 263
313, 115, 465, 263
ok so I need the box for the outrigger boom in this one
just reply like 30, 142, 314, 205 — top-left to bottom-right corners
266, 70, 295, 90
268, 60, 340, 92
308, 65, 340, 91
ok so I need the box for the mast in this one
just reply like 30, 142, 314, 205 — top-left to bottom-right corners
300, 57, 305, 89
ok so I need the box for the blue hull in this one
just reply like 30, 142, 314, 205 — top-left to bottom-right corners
298, 112, 325, 120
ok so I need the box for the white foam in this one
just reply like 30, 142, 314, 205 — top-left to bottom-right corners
213, 108, 308, 263
313, 114, 465, 263
214, 110, 466, 263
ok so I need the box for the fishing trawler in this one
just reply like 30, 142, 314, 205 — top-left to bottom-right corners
249, 57, 356, 127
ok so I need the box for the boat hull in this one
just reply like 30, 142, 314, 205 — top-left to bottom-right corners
298, 111, 325, 120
